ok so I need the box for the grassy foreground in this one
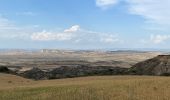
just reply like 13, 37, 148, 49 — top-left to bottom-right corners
0, 73, 170, 100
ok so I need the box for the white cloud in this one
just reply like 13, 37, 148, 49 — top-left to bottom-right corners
95, 0, 170, 26
127, 0, 170, 25
0, 15, 122, 45
0, 16, 16, 30
31, 25, 122, 45
31, 30, 74, 41
150, 34, 170, 44
96, 0, 118, 9
64, 25, 80, 32
0, 16, 42, 40
0, 16, 9, 26
141, 34, 170, 44
100, 34, 122, 43
31, 25, 80, 41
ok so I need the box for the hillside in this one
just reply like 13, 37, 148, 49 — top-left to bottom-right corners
0, 73, 170, 100
130, 55, 170, 75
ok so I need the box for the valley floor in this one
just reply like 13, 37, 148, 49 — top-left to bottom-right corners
0, 73, 170, 100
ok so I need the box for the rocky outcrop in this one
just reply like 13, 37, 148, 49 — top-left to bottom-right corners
130, 55, 170, 76
20, 67, 48, 80
47, 65, 128, 79
19, 65, 128, 80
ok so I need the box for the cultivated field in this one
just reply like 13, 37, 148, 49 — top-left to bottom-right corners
0, 73, 170, 100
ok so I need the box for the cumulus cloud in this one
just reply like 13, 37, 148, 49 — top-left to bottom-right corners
31, 25, 122, 45
0, 14, 121, 45
0, 15, 122, 45
64, 25, 80, 33
31, 25, 80, 41
127, 0, 170, 25
96, 0, 118, 9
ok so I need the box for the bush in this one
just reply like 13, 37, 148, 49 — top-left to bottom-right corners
0, 66, 9, 73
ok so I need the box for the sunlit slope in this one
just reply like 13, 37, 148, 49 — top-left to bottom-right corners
0, 73, 170, 100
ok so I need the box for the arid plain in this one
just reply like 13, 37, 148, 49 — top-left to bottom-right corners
0, 50, 170, 100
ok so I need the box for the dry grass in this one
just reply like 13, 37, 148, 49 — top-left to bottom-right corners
0, 73, 170, 100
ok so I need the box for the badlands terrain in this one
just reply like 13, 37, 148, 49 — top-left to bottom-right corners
0, 49, 164, 79
1, 49, 170, 100
0, 49, 162, 72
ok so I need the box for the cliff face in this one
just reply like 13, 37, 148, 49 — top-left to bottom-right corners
130, 55, 170, 76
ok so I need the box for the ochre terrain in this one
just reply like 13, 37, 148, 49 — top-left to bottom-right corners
0, 73, 170, 100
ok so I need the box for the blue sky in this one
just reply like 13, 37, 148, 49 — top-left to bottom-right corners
0, 0, 170, 49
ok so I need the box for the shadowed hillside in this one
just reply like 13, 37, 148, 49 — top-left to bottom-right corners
130, 55, 170, 76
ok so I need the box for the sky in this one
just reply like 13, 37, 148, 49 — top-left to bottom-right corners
0, 0, 170, 50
